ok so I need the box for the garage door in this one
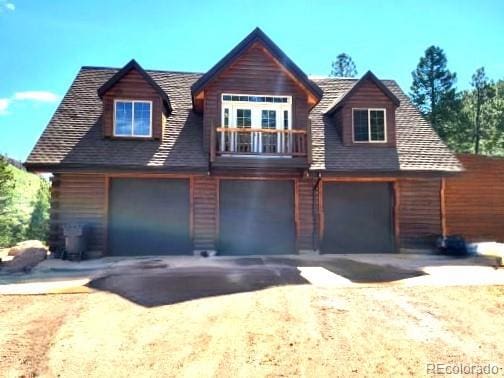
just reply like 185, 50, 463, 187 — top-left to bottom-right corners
219, 180, 296, 255
108, 179, 191, 256
321, 182, 395, 253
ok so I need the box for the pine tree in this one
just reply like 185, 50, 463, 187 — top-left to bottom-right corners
471, 67, 493, 154
410, 46, 457, 138
330, 53, 357, 77
0, 156, 13, 215
0, 156, 14, 247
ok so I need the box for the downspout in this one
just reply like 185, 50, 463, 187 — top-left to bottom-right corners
312, 172, 322, 251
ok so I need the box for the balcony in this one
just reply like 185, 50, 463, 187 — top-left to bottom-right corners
210, 127, 311, 168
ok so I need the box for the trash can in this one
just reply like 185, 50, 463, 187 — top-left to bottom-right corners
63, 223, 88, 261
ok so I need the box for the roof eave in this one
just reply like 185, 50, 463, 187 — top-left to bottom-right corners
97, 59, 173, 114
324, 71, 400, 116
190, 27, 323, 102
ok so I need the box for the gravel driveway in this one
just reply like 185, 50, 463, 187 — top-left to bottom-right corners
0, 257, 503, 377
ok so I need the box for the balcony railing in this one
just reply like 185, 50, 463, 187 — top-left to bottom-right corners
211, 127, 309, 160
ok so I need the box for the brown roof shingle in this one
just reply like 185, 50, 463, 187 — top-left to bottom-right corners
26, 68, 461, 173
309, 77, 462, 172
26, 68, 208, 171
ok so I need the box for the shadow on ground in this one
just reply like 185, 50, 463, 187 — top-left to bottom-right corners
264, 257, 426, 283
88, 265, 309, 307
87, 257, 426, 307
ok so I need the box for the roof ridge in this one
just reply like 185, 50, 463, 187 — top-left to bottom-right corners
81, 66, 204, 75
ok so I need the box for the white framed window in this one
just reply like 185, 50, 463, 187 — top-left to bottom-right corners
114, 100, 152, 137
221, 94, 292, 154
352, 108, 386, 143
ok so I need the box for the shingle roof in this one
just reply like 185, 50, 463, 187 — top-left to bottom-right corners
26, 68, 462, 173
309, 77, 462, 172
26, 67, 208, 171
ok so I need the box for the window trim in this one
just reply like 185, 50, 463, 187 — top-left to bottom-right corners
351, 108, 387, 143
221, 93, 292, 130
113, 99, 153, 138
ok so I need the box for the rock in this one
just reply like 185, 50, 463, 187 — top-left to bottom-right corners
8, 240, 47, 256
1, 241, 48, 273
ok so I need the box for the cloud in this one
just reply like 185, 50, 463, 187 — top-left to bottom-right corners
0, 91, 59, 116
14, 91, 59, 102
0, 99, 9, 115
0, 1, 15, 12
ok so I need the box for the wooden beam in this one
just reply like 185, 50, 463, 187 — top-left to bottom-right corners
318, 180, 324, 242
103, 175, 110, 256
210, 120, 216, 163
189, 176, 194, 242
307, 119, 313, 165
294, 178, 300, 251
393, 180, 400, 251
440, 177, 447, 237
215, 127, 307, 134
321, 177, 398, 182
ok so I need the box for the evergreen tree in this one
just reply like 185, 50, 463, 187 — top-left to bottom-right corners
0, 156, 14, 247
330, 53, 357, 77
26, 180, 50, 242
410, 46, 457, 138
471, 67, 493, 154
0, 156, 13, 216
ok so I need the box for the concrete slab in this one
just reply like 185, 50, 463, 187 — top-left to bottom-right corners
1, 253, 503, 295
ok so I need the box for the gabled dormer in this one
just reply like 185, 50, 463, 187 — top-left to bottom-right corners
98, 59, 172, 140
190, 27, 322, 166
325, 71, 400, 147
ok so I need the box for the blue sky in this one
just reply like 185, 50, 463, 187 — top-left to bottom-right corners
1, 0, 503, 161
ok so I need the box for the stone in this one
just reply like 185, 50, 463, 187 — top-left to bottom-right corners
2, 241, 48, 273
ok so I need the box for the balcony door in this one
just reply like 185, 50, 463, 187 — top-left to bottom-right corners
221, 94, 292, 155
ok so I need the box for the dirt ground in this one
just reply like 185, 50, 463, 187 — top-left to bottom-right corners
1, 274, 503, 377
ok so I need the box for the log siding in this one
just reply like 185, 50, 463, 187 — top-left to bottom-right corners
445, 155, 504, 242
398, 178, 442, 247
49, 172, 477, 256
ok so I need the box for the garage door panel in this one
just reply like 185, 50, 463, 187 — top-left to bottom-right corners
219, 180, 295, 255
322, 182, 395, 253
109, 179, 191, 256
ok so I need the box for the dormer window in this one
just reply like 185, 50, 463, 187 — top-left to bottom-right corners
114, 100, 152, 137
352, 108, 386, 143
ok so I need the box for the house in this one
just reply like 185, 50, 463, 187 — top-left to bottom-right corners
25, 28, 462, 257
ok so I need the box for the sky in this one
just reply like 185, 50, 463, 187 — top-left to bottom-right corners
1, 0, 503, 161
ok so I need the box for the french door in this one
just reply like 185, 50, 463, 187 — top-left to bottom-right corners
221, 95, 292, 155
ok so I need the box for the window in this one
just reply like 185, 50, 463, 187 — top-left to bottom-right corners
236, 109, 252, 128
114, 100, 152, 137
352, 108, 386, 143
261, 110, 277, 153
236, 109, 252, 152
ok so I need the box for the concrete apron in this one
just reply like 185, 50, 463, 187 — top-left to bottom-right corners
0, 254, 503, 295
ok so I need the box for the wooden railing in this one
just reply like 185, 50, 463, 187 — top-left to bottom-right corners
214, 127, 308, 157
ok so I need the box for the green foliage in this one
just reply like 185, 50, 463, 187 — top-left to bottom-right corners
409, 47, 504, 156
26, 180, 50, 241
0, 156, 14, 213
330, 53, 357, 77
410, 46, 457, 138
0, 159, 50, 248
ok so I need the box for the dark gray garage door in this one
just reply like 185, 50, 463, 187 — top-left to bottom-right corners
321, 182, 395, 253
219, 180, 296, 255
108, 179, 191, 256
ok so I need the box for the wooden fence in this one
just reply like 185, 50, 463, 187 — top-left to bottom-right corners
445, 154, 504, 242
